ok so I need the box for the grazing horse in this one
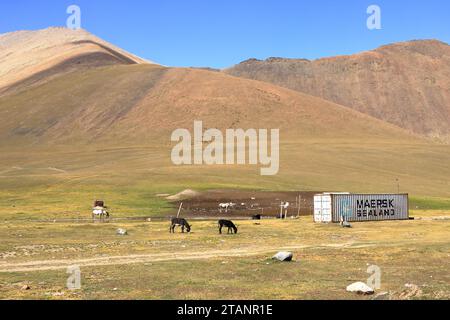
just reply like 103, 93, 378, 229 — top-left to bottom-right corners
170, 218, 191, 233
218, 220, 238, 234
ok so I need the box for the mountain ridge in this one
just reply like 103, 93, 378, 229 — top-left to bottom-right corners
225, 39, 450, 142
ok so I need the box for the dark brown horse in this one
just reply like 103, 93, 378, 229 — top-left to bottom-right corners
218, 220, 238, 234
170, 218, 191, 233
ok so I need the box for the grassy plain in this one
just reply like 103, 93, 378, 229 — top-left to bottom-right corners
0, 215, 448, 300
1, 138, 449, 221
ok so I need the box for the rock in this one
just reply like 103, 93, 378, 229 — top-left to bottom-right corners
116, 228, 128, 236
342, 221, 352, 228
346, 282, 375, 295
21, 285, 31, 291
272, 251, 293, 262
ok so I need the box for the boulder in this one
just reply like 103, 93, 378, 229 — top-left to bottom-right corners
272, 251, 293, 262
116, 228, 128, 236
346, 282, 375, 295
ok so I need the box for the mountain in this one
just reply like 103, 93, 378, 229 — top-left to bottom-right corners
0, 27, 153, 95
0, 63, 421, 146
0, 28, 416, 146
224, 40, 450, 142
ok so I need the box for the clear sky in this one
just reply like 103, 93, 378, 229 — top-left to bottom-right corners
1, 0, 449, 68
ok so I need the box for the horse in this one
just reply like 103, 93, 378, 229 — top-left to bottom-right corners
170, 218, 192, 233
218, 220, 238, 234
218, 203, 236, 213
92, 207, 109, 220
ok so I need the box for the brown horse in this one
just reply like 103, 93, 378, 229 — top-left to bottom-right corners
170, 218, 192, 233
218, 220, 238, 234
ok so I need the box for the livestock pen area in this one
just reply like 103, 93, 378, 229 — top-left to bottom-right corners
0, 189, 449, 300
170, 190, 317, 219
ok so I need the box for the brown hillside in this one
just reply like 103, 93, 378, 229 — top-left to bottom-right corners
0, 64, 417, 146
225, 40, 450, 142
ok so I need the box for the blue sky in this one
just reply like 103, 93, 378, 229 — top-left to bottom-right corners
1, 0, 449, 68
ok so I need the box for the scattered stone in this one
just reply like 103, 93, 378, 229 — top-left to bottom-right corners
21, 285, 31, 291
116, 228, 128, 236
399, 284, 422, 300
346, 282, 375, 295
272, 251, 293, 262
342, 221, 352, 228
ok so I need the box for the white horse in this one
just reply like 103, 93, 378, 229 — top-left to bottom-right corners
219, 203, 236, 213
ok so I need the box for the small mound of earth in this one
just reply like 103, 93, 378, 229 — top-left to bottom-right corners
166, 189, 201, 201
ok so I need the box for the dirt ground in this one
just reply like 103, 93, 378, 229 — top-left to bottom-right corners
170, 190, 318, 218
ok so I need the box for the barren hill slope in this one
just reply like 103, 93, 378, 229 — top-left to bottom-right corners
225, 40, 450, 142
0, 64, 417, 145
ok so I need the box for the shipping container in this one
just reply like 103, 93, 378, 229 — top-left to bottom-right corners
314, 193, 409, 223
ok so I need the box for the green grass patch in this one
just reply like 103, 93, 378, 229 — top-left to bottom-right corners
410, 197, 450, 210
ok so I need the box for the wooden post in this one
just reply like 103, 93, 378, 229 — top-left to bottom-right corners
177, 202, 183, 218
297, 195, 301, 217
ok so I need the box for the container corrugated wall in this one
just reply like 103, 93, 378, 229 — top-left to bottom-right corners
330, 194, 409, 222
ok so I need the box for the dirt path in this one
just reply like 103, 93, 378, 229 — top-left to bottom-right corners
0, 242, 374, 273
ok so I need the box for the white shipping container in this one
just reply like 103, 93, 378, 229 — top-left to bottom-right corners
314, 193, 409, 223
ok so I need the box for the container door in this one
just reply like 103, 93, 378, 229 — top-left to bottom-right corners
322, 196, 332, 223
314, 196, 323, 222
314, 195, 332, 223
